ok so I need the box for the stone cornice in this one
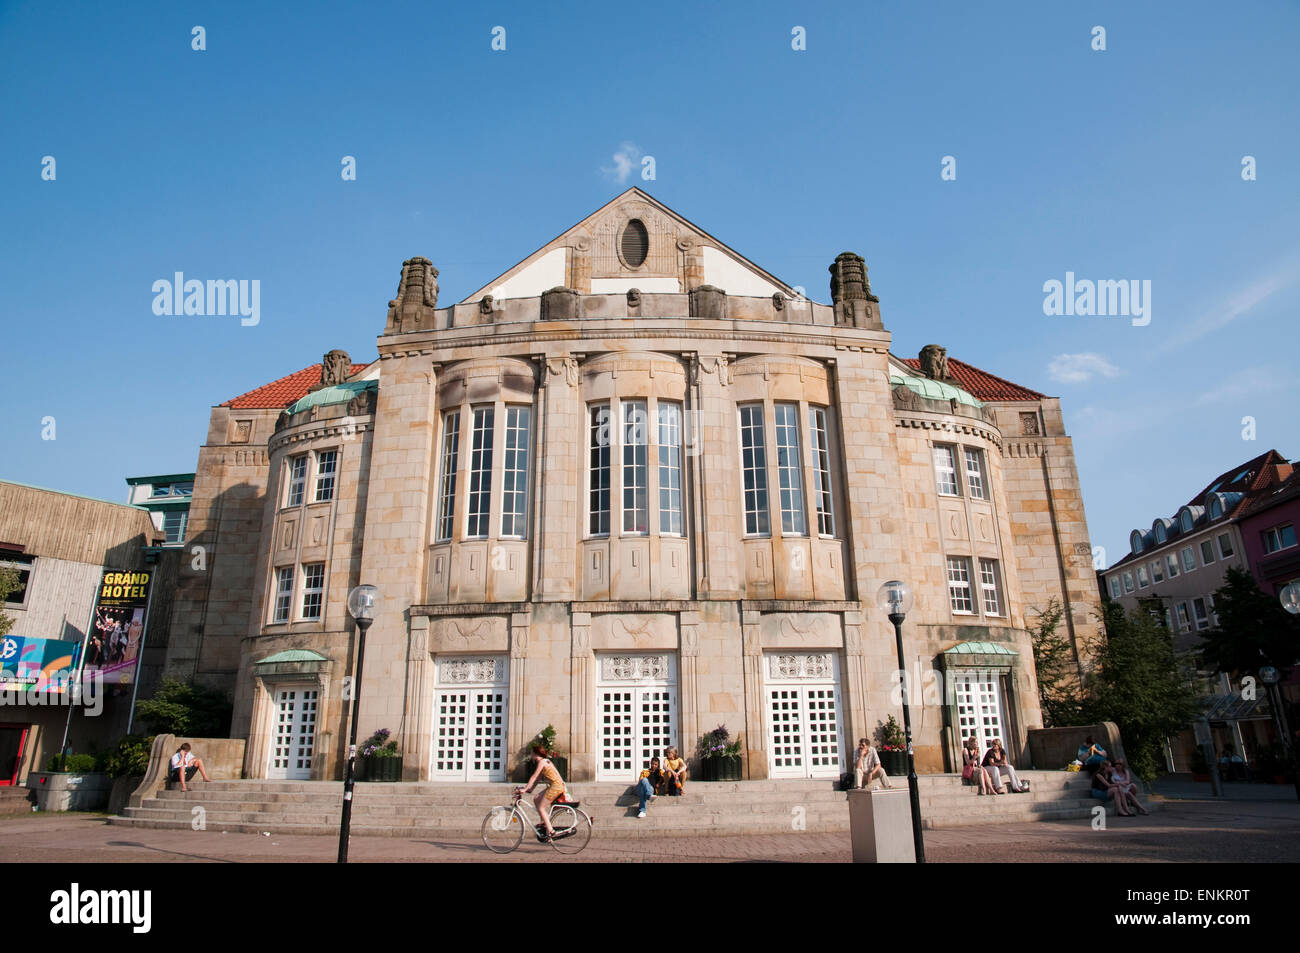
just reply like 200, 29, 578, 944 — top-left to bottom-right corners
268, 419, 373, 455
895, 413, 1004, 451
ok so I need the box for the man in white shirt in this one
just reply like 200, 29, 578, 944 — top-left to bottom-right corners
167, 743, 212, 792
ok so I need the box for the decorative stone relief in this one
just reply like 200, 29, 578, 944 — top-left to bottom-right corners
546, 356, 578, 387
768, 652, 834, 680
321, 350, 352, 387
435, 656, 505, 685
759, 612, 842, 648
599, 654, 669, 681
591, 613, 677, 650
430, 616, 509, 653
346, 388, 377, 416
479, 295, 495, 315
386, 257, 439, 331
919, 345, 949, 381
626, 288, 641, 308
230, 419, 253, 444
772, 291, 785, 312
693, 354, 731, 387
1019, 412, 1040, 435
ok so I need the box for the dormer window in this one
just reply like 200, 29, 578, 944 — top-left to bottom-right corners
1178, 508, 1194, 533
620, 219, 649, 268
1152, 520, 1168, 544
1130, 530, 1145, 555
1208, 494, 1223, 520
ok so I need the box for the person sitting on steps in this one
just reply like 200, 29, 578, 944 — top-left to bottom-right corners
167, 743, 212, 793
962, 735, 998, 795
663, 747, 688, 795
982, 738, 1028, 793
634, 757, 663, 818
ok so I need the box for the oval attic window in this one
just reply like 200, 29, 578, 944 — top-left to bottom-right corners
621, 219, 649, 267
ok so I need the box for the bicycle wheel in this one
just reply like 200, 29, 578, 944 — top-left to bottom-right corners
481, 806, 525, 853
547, 805, 592, 854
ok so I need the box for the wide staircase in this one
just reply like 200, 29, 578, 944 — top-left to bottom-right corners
110, 769, 1150, 838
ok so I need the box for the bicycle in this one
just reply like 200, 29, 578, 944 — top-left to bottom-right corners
481, 790, 593, 854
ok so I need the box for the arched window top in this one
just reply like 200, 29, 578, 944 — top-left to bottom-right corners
1152, 518, 1171, 543
1131, 530, 1146, 555
620, 219, 649, 268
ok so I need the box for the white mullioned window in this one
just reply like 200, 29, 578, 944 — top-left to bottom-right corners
657, 402, 683, 536
1263, 524, 1297, 553
740, 404, 770, 536
1180, 546, 1197, 572
1109, 577, 1121, 599
163, 510, 188, 546
1166, 554, 1179, 578
314, 450, 338, 502
774, 403, 806, 536
466, 407, 495, 539
1151, 559, 1163, 583
301, 563, 325, 620
1122, 572, 1134, 593
933, 445, 959, 497
979, 559, 1002, 615
436, 411, 460, 541
1137, 565, 1149, 588
809, 407, 835, 537
286, 455, 308, 507
273, 566, 294, 623
947, 557, 974, 614
622, 400, 649, 534
589, 404, 611, 536
964, 448, 987, 500
500, 407, 531, 538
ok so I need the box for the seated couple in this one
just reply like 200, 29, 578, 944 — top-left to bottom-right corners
962, 737, 1027, 794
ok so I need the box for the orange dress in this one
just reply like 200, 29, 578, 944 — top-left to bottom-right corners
538, 759, 566, 803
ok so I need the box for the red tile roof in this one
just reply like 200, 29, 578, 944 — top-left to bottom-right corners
221, 363, 369, 409
898, 357, 1045, 402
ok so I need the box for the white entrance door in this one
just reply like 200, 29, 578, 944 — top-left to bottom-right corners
596, 654, 676, 781
764, 652, 844, 779
267, 685, 318, 780
953, 670, 1005, 755
431, 656, 508, 781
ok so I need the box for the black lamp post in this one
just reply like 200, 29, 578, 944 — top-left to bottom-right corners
1270, 580, 1300, 802
338, 584, 380, 864
877, 579, 925, 864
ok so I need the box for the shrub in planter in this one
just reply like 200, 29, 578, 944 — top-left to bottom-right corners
46, 753, 98, 773
516, 724, 568, 782
876, 716, 909, 777
697, 725, 743, 781
360, 728, 402, 782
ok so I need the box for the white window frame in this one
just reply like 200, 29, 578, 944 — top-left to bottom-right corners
1166, 554, 1179, 578
1199, 539, 1216, 566
774, 402, 807, 536
466, 406, 495, 539
272, 566, 294, 624
1109, 577, 1121, 599
1192, 597, 1209, 631
934, 445, 959, 497
1151, 559, 1163, 583
809, 407, 835, 537
314, 450, 338, 503
622, 400, 649, 535
1180, 546, 1197, 572
1175, 602, 1191, 632
1122, 572, 1134, 593
588, 404, 611, 537
964, 448, 987, 500
740, 404, 770, 536
978, 559, 1002, 616
657, 402, 683, 536
500, 406, 531, 539
1137, 565, 1149, 589
947, 557, 975, 614
1263, 524, 1297, 554
435, 411, 460, 542
286, 454, 308, 508
1217, 533, 1234, 559
301, 563, 325, 620
162, 509, 189, 546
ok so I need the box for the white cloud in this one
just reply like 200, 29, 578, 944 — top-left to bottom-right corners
1162, 254, 1300, 350
1047, 352, 1120, 384
601, 142, 641, 184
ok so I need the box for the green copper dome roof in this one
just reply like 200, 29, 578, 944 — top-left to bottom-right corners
285, 380, 377, 415
889, 370, 984, 408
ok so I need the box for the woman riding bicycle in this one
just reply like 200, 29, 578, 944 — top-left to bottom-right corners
517, 745, 566, 841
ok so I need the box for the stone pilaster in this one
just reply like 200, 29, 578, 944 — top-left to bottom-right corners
569, 611, 593, 780
679, 610, 702, 764
740, 607, 767, 779
692, 353, 742, 598
508, 610, 531, 773
403, 615, 431, 780
842, 609, 870, 749
537, 356, 580, 601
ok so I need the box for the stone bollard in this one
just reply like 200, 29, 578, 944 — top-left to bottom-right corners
848, 788, 916, 863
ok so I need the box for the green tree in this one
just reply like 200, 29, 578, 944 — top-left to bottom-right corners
1087, 602, 1203, 782
1029, 599, 1092, 727
134, 678, 233, 737
0, 566, 20, 638
1197, 566, 1300, 676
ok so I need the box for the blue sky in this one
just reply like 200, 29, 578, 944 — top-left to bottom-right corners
1, 1, 1297, 566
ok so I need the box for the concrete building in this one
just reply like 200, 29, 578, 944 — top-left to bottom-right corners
1100, 449, 1296, 768
164, 189, 1101, 784
0, 480, 166, 783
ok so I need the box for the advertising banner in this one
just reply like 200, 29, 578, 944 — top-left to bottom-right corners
82, 570, 152, 687
0, 636, 79, 692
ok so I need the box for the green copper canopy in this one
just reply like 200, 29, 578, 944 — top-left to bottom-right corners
285, 380, 377, 415
942, 641, 1017, 657
889, 370, 984, 408
255, 649, 329, 665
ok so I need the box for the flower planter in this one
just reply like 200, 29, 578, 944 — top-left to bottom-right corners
363, 756, 403, 782
701, 755, 742, 781
882, 750, 909, 778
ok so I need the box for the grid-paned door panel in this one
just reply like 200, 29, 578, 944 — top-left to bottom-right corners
430, 656, 509, 782
598, 690, 636, 779
764, 653, 844, 779
267, 685, 318, 780
954, 671, 1005, 757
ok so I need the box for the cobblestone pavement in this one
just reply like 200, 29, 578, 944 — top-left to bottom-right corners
1, 797, 1296, 863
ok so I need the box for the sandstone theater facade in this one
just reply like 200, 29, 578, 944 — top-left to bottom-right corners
165, 189, 1100, 783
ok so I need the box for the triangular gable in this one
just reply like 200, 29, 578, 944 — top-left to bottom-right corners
460, 187, 800, 303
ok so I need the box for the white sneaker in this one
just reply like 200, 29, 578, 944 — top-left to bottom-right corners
649, 794, 656, 800
637, 810, 647, 818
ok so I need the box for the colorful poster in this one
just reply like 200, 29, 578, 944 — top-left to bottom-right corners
0, 635, 79, 692
82, 570, 152, 687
